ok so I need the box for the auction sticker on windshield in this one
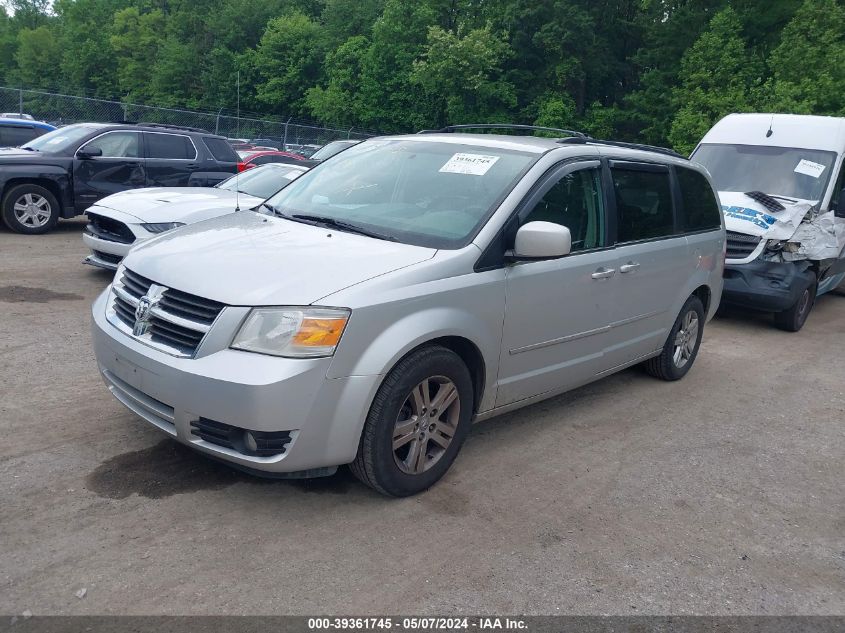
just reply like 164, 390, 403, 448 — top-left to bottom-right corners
794, 159, 826, 179
439, 153, 500, 176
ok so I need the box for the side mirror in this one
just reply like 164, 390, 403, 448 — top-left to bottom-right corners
77, 146, 102, 159
513, 221, 572, 259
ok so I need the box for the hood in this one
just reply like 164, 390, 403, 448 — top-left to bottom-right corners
0, 148, 57, 161
123, 212, 437, 306
93, 187, 262, 220
719, 191, 814, 240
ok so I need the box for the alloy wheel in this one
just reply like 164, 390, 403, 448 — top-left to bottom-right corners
13, 193, 52, 228
672, 310, 700, 368
392, 376, 461, 475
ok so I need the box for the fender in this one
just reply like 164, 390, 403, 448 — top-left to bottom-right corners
0, 164, 75, 217
328, 302, 504, 414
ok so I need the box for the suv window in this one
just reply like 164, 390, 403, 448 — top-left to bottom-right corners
676, 166, 721, 232
612, 167, 675, 242
523, 168, 605, 251
203, 136, 239, 162
80, 131, 141, 158
145, 133, 196, 160
0, 124, 43, 146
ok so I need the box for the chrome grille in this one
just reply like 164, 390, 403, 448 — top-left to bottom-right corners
726, 231, 762, 260
108, 268, 225, 357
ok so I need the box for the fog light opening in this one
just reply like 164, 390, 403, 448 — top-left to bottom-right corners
244, 431, 258, 453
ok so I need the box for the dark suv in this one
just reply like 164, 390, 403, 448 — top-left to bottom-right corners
0, 122, 239, 234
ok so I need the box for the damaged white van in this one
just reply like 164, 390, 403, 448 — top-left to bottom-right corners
692, 114, 845, 331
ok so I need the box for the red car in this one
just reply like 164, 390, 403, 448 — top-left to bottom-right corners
237, 150, 307, 171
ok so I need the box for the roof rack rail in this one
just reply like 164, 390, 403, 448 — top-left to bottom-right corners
133, 122, 211, 134
417, 123, 589, 139
560, 137, 686, 159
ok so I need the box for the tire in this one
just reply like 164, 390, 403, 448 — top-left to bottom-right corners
350, 345, 473, 497
643, 295, 705, 381
1, 183, 60, 234
773, 277, 816, 332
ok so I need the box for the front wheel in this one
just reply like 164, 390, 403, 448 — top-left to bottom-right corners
643, 295, 705, 381
1, 183, 60, 234
350, 345, 473, 497
773, 278, 816, 332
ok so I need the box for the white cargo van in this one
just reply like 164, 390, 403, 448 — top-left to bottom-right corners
692, 114, 845, 331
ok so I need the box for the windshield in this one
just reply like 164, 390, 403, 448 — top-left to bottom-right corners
21, 123, 105, 152
216, 164, 304, 199
263, 139, 537, 248
692, 143, 836, 202
310, 140, 358, 161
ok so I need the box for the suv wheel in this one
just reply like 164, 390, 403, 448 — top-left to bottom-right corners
643, 295, 705, 381
773, 277, 816, 332
1, 184, 60, 234
350, 345, 473, 497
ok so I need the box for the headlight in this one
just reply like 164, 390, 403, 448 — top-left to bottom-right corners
231, 307, 350, 358
142, 222, 185, 234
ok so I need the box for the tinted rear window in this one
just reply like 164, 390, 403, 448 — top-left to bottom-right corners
204, 137, 239, 162
145, 133, 196, 159
677, 167, 721, 232
0, 124, 43, 146
612, 167, 675, 242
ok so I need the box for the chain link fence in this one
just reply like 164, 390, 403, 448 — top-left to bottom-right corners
0, 86, 377, 151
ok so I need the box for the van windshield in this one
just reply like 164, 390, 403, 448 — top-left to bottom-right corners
263, 139, 536, 248
692, 143, 836, 202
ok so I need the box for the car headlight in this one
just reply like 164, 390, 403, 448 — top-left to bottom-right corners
231, 307, 350, 358
142, 222, 185, 234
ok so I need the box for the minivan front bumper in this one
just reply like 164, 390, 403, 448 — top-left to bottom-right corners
91, 289, 380, 474
722, 259, 815, 312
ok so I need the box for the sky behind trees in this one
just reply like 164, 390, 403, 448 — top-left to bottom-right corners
1, 0, 843, 151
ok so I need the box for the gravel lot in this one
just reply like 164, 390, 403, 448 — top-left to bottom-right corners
1, 219, 844, 616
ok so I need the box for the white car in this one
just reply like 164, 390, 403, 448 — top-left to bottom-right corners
82, 163, 308, 270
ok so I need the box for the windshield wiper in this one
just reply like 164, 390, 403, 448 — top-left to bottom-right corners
258, 202, 279, 215
287, 213, 398, 242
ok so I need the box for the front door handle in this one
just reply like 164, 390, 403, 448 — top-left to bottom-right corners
620, 262, 640, 273
591, 267, 616, 280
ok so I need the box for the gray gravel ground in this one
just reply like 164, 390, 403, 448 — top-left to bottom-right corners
1, 219, 844, 615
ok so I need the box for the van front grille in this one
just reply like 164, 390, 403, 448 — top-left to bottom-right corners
108, 268, 225, 357
726, 231, 761, 260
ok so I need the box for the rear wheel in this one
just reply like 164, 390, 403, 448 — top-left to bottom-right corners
1, 184, 60, 234
350, 345, 473, 497
773, 277, 816, 332
643, 295, 705, 381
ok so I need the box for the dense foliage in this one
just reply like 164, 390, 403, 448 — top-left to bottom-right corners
1, 0, 844, 150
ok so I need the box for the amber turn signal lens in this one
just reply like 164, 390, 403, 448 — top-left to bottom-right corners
292, 317, 348, 347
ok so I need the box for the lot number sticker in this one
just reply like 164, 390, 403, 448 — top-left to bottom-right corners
440, 153, 500, 176
794, 159, 826, 179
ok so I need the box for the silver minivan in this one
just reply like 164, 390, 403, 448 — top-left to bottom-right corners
92, 127, 725, 496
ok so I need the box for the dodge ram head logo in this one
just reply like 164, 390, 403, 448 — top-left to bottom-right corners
133, 284, 165, 336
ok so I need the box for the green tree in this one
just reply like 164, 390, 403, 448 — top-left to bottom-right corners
0, 7, 18, 84
621, 0, 725, 145
54, 0, 128, 96
321, 0, 385, 43
668, 7, 760, 154
412, 24, 515, 126
306, 35, 370, 127
110, 7, 166, 102
14, 25, 63, 90
252, 11, 327, 116
354, 0, 439, 131
762, 0, 845, 115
